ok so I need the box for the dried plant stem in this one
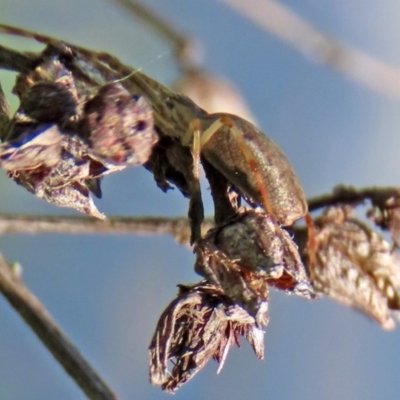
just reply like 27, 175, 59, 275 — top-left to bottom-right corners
308, 185, 400, 212
1, 185, 398, 239
0, 253, 117, 400
219, 0, 400, 97
0, 44, 36, 73
0, 214, 215, 245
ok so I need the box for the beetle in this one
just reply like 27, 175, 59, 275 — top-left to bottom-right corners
0, 23, 315, 267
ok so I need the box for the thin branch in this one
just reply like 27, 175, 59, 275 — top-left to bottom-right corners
0, 252, 118, 400
0, 194, 344, 241
0, 214, 215, 245
111, 0, 200, 69
308, 185, 400, 212
0, 44, 37, 73
1, 185, 399, 241
113, 0, 185, 47
219, 0, 400, 97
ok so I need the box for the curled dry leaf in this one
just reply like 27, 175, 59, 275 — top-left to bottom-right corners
149, 282, 266, 393
0, 51, 157, 218
313, 207, 400, 329
195, 210, 314, 319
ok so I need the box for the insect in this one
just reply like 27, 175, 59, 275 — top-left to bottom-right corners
0, 24, 314, 266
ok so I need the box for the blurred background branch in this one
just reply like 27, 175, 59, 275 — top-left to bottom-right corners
0, 253, 118, 400
111, 0, 201, 70
219, 0, 400, 97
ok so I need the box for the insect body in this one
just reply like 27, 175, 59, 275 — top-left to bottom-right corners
186, 112, 315, 268
0, 24, 312, 255
191, 113, 308, 226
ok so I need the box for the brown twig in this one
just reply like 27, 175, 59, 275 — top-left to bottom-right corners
308, 185, 400, 212
0, 253, 118, 400
219, 0, 400, 97
0, 185, 398, 241
0, 214, 214, 245
0, 44, 37, 73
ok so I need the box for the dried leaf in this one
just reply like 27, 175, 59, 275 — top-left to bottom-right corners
313, 207, 400, 329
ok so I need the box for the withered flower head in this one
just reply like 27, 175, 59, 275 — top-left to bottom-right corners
313, 207, 400, 329
195, 210, 314, 318
82, 83, 157, 166
0, 54, 158, 218
19, 81, 78, 125
149, 282, 266, 393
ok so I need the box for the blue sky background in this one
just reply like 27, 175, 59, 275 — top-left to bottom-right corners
1, 1, 400, 399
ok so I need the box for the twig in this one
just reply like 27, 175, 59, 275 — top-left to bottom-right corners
111, 0, 200, 69
219, 0, 400, 97
308, 185, 400, 212
0, 44, 36, 73
1, 185, 399, 240
0, 186, 400, 236
0, 252, 118, 400
0, 214, 214, 245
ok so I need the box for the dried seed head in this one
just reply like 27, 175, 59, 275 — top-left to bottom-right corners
82, 83, 157, 166
19, 82, 77, 125
313, 207, 400, 329
1, 54, 158, 218
7, 133, 108, 219
195, 210, 314, 318
149, 282, 266, 393
13, 57, 78, 102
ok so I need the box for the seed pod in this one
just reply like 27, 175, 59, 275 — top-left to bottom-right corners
82, 83, 158, 166
195, 210, 314, 319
